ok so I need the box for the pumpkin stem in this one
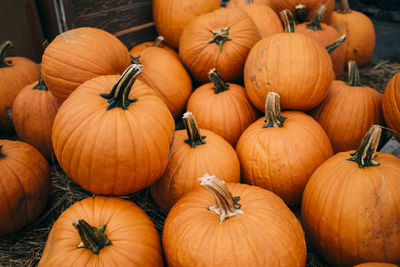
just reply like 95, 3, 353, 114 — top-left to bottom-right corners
280, 10, 296, 33
347, 125, 381, 168
152, 36, 165, 47
0, 41, 14, 68
183, 111, 206, 148
199, 174, 243, 223
347, 60, 361, 86
263, 92, 287, 128
294, 3, 310, 23
325, 34, 347, 54
306, 4, 326, 31
72, 219, 112, 255
100, 64, 143, 110
208, 26, 232, 53
208, 68, 229, 94
33, 74, 48, 91
0, 145, 5, 159
339, 0, 351, 14
245, 0, 253, 3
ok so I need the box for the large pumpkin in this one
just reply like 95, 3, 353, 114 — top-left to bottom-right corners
270, 0, 334, 22
39, 196, 163, 266
302, 125, 400, 266
129, 36, 178, 58
52, 64, 175, 195
382, 72, 400, 141
41, 27, 131, 101
0, 41, 40, 132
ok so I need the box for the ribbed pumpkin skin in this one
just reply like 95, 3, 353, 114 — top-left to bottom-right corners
41, 27, 131, 101
186, 83, 256, 146
382, 72, 400, 141
134, 47, 192, 118
0, 57, 40, 132
236, 111, 333, 205
330, 11, 375, 66
12, 81, 61, 161
179, 8, 261, 82
153, 0, 220, 49
129, 41, 178, 59
163, 183, 307, 266
0, 140, 50, 235
244, 33, 334, 111
226, 0, 273, 8
52, 75, 174, 195
270, 0, 334, 22
39, 196, 163, 267
353, 263, 399, 267
150, 129, 240, 212
311, 80, 383, 153
302, 152, 400, 267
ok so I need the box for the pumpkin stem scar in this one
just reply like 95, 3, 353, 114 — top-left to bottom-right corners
208, 68, 229, 94
208, 26, 232, 53
347, 125, 381, 168
100, 64, 143, 110
263, 92, 287, 128
280, 9, 296, 33
306, 4, 326, 31
326, 34, 346, 54
347, 60, 361, 86
72, 219, 112, 255
294, 3, 310, 23
0, 41, 14, 68
182, 111, 206, 147
33, 74, 48, 90
0, 145, 5, 159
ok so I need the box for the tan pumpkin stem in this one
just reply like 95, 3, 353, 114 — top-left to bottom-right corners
100, 64, 143, 110
72, 219, 112, 255
326, 34, 347, 54
347, 125, 381, 168
0, 145, 5, 159
294, 3, 310, 23
263, 92, 287, 128
339, 0, 351, 13
208, 26, 232, 53
0, 40, 13, 68
280, 10, 296, 33
199, 174, 243, 223
183, 111, 206, 147
347, 60, 361, 86
306, 4, 326, 30
153, 36, 165, 47
33, 74, 47, 91
208, 68, 229, 94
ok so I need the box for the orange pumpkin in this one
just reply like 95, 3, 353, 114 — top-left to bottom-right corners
150, 111, 240, 212
153, 0, 220, 49
353, 263, 399, 267
42, 27, 131, 101
179, 8, 261, 82
302, 125, 400, 266
382, 72, 400, 141
311, 61, 383, 153
129, 36, 178, 58
52, 64, 175, 195
39, 196, 163, 266
0, 140, 50, 235
236, 92, 333, 205
270, 0, 334, 22
0, 41, 40, 132
226, 0, 273, 8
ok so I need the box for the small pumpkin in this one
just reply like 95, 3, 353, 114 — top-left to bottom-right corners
270, 0, 334, 23
382, 72, 400, 141
226, 0, 273, 8
129, 36, 178, 58
39, 196, 163, 266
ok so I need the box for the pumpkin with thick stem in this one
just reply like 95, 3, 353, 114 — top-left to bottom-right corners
163, 174, 307, 266
382, 72, 400, 141
39, 196, 163, 266
52, 64, 174, 195
302, 125, 400, 266
270, 0, 334, 23
129, 36, 178, 58
0, 41, 40, 132
226, 0, 273, 8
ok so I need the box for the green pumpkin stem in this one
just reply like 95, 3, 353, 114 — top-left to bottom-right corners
263, 92, 287, 128
339, 0, 351, 13
347, 125, 381, 168
183, 111, 206, 148
325, 34, 347, 54
347, 61, 361, 86
0, 41, 14, 68
280, 10, 296, 33
208, 26, 232, 53
208, 68, 229, 94
33, 74, 47, 90
100, 64, 143, 110
245, 0, 253, 4
306, 4, 326, 30
294, 3, 310, 23
72, 219, 112, 255
0, 145, 5, 159
199, 174, 243, 223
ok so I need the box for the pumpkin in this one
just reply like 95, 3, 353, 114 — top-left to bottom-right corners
311, 61, 383, 153
38, 196, 163, 266
353, 264, 399, 267
186, 68, 256, 146
132, 47, 192, 118
41, 27, 131, 101
52, 64, 175, 195
270, 0, 334, 23
382, 72, 400, 141
302, 125, 400, 267
244, 10, 334, 111
153, 0, 220, 49
296, 4, 346, 78
150, 111, 240, 212
0, 41, 40, 132
163, 174, 307, 266
12, 75, 61, 161
330, 0, 375, 66
226, 0, 273, 8
0, 140, 50, 235
129, 36, 178, 58
179, 7, 261, 82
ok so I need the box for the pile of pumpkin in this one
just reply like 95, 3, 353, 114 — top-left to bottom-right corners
0, 0, 400, 266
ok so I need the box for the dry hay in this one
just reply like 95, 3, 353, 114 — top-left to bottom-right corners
0, 60, 399, 267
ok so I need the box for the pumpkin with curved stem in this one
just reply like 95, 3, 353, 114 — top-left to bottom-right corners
52, 64, 174, 195
302, 125, 400, 266
270, 0, 334, 23
38, 196, 163, 266
0, 41, 40, 132
150, 111, 240, 212
226, 0, 273, 8
382, 72, 400, 141
129, 36, 178, 58
0, 140, 50, 235
163, 174, 307, 266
